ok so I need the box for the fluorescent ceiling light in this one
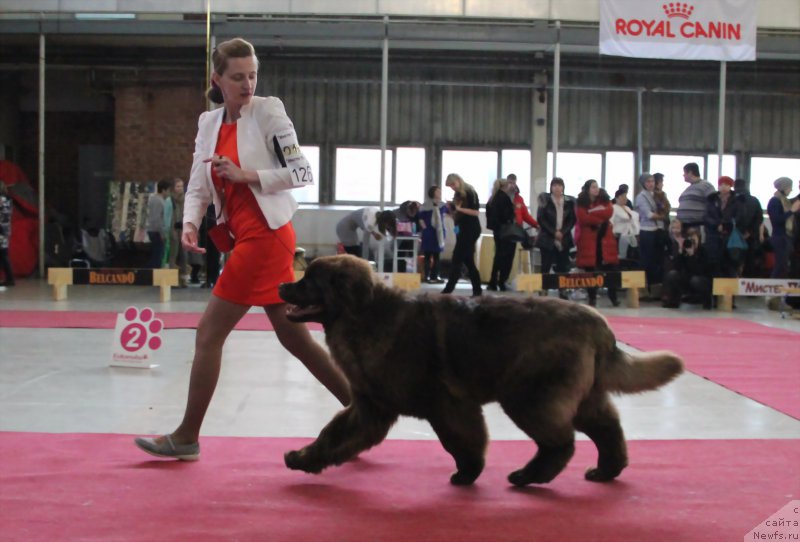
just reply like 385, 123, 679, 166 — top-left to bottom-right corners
75, 13, 136, 20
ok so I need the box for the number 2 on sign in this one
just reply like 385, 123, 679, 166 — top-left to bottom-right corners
121, 323, 147, 352
292, 166, 313, 184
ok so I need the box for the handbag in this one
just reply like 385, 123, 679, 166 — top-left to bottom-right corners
498, 223, 529, 244
207, 185, 235, 253
208, 222, 235, 253
499, 223, 534, 248
726, 222, 748, 252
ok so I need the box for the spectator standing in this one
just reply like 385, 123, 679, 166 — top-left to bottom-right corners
635, 172, 668, 294
575, 179, 620, 307
767, 177, 800, 278
676, 162, 715, 233
653, 173, 672, 221
705, 176, 741, 278
611, 186, 640, 264
486, 179, 516, 291
168, 178, 188, 287
146, 179, 172, 269
535, 177, 576, 286
506, 173, 540, 230
162, 180, 174, 267
733, 178, 764, 277
0, 182, 14, 286
418, 186, 447, 283
616, 183, 634, 210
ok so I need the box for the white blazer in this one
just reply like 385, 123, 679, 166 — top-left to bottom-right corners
611, 203, 641, 238
183, 96, 313, 231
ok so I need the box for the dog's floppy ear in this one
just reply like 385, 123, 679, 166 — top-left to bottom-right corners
320, 255, 376, 312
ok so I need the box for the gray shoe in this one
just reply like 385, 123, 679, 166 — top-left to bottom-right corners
134, 435, 200, 461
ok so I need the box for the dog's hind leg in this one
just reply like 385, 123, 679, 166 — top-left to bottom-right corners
284, 400, 397, 474
573, 391, 628, 482
427, 398, 488, 486
499, 391, 577, 486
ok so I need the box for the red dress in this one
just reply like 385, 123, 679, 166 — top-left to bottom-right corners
211, 122, 295, 306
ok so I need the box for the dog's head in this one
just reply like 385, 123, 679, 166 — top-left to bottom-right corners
279, 254, 376, 324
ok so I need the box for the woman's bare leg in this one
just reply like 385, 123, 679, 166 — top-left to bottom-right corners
167, 294, 250, 445
265, 303, 351, 406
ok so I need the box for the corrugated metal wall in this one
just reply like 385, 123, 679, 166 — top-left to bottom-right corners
268, 60, 536, 148
266, 56, 799, 156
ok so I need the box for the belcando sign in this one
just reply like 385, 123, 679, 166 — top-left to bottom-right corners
599, 0, 757, 61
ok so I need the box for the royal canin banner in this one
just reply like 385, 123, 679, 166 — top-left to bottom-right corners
599, 0, 757, 61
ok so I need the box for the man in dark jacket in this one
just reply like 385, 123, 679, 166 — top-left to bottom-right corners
733, 178, 764, 277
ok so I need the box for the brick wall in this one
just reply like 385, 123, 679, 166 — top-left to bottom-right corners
114, 85, 206, 182
19, 111, 114, 222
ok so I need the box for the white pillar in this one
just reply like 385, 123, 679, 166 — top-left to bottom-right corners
636, 88, 643, 176
38, 33, 45, 278
551, 21, 561, 177
379, 16, 389, 211
531, 71, 548, 213
717, 61, 727, 179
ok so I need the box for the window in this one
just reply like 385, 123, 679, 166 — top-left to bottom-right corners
604, 152, 635, 193
546, 152, 603, 199
441, 150, 498, 204
750, 156, 800, 208
394, 147, 426, 204
501, 149, 531, 204
648, 154, 705, 210
292, 146, 320, 204
334, 148, 393, 203
706, 154, 737, 185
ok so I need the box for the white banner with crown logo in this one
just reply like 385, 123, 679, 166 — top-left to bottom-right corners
599, 0, 757, 61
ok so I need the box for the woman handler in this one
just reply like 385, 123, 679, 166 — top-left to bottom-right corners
135, 38, 350, 460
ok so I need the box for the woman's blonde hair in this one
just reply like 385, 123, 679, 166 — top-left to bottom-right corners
490, 178, 508, 199
445, 173, 465, 198
206, 37, 258, 104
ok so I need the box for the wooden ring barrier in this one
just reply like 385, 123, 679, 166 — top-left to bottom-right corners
713, 278, 800, 312
383, 273, 422, 291
47, 268, 179, 302
515, 270, 646, 308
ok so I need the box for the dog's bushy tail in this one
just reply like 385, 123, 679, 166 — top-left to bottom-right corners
601, 348, 684, 394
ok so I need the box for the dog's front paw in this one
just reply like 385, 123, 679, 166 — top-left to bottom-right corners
507, 467, 556, 486
508, 469, 531, 487
450, 470, 479, 486
284, 449, 323, 474
584, 466, 622, 482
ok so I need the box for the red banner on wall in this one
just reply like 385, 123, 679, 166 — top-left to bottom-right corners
599, 0, 757, 61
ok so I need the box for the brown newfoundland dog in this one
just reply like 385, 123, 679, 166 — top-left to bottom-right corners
279, 255, 683, 486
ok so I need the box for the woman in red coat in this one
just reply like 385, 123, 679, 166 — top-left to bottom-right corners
576, 179, 620, 307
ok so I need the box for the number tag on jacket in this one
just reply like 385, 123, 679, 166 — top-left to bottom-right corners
274, 129, 313, 187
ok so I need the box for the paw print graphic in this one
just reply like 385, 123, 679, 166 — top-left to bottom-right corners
119, 306, 164, 352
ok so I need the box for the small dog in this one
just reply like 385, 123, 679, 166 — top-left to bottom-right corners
279, 255, 683, 486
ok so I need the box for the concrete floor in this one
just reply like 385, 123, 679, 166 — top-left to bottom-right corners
1, 277, 798, 444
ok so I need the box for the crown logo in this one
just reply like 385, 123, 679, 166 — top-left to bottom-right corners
662, 2, 694, 19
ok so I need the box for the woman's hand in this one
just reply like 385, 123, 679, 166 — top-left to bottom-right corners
372, 231, 383, 241
203, 155, 256, 183
182, 223, 206, 254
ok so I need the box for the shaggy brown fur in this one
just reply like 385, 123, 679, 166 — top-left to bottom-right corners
279, 255, 683, 486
